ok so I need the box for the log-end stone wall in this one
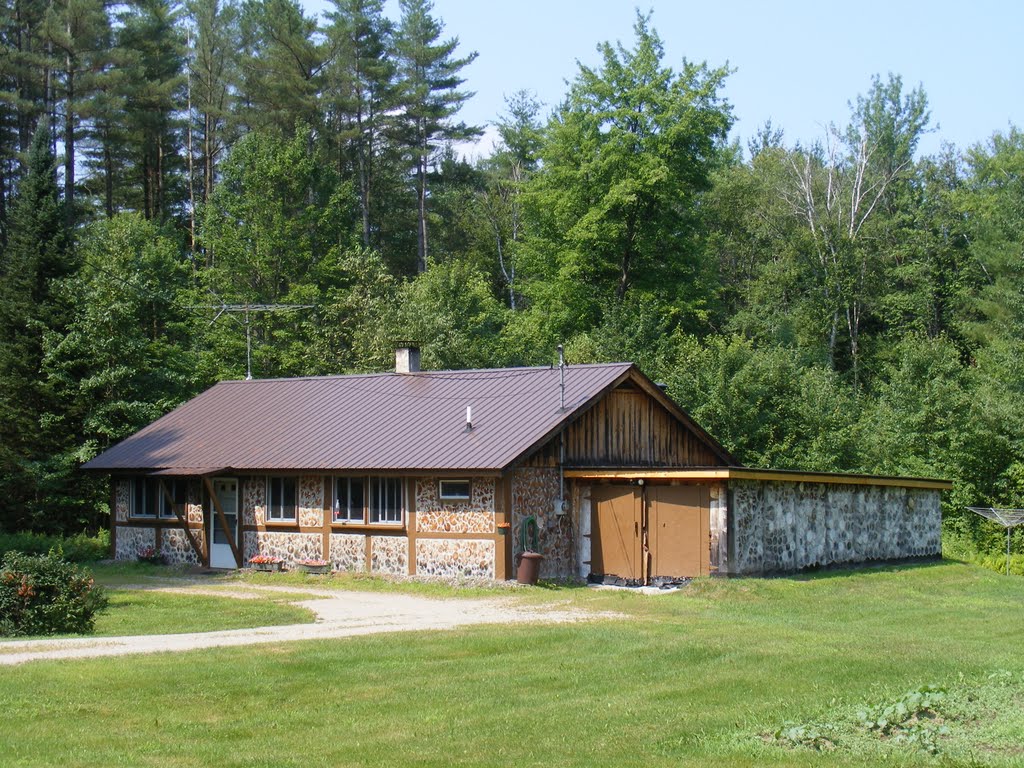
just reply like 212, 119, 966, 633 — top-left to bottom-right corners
727, 479, 942, 575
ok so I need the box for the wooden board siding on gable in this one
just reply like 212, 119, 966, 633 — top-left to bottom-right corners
526, 386, 727, 468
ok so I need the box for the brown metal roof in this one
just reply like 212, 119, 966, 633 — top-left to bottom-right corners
86, 362, 726, 473
148, 467, 228, 477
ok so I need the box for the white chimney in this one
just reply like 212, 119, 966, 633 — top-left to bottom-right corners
395, 346, 421, 374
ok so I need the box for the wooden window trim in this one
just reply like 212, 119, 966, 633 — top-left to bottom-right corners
329, 522, 408, 534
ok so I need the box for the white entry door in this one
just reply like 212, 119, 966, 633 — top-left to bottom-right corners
209, 478, 239, 568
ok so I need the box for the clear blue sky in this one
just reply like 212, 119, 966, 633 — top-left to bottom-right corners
301, 0, 1023, 160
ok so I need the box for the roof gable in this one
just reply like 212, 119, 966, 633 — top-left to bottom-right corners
513, 367, 735, 468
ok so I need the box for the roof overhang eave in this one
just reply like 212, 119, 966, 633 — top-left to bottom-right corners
563, 466, 953, 491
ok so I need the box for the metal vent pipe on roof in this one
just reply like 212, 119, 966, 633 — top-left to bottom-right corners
558, 344, 566, 410
395, 346, 420, 373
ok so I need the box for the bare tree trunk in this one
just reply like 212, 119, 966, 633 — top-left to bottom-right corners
416, 154, 427, 272
617, 210, 637, 299
359, 154, 371, 248
0, 165, 7, 247
63, 53, 74, 232
204, 110, 214, 266
203, 112, 212, 203
491, 219, 515, 310
352, 99, 371, 248
156, 138, 164, 219
44, 41, 54, 155
186, 28, 196, 254
103, 140, 113, 218
144, 158, 153, 219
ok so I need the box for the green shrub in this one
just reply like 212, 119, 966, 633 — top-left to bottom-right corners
0, 551, 109, 637
0, 529, 110, 562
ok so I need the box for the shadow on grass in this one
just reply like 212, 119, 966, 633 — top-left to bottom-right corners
784, 556, 954, 582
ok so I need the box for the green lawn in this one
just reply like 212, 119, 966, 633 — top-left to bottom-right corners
2, 561, 1023, 767
1, 563, 317, 644
90, 589, 315, 637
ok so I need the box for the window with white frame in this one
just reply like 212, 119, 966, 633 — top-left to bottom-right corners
333, 476, 366, 523
158, 478, 188, 519
131, 478, 158, 518
266, 476, 297, 522
438, 479, 470, 500
370, 477, 403, 524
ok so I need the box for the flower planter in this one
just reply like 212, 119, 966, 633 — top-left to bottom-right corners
496, 526, 510, 536
250, 561, 283, 572
297, 563, 331, 575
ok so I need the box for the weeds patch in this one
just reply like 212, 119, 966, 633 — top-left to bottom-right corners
765, 674, 1024, 759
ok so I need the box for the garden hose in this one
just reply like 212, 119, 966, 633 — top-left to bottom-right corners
520, 515, 540, 553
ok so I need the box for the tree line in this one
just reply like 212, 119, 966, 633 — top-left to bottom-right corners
1, 7, 1021, 555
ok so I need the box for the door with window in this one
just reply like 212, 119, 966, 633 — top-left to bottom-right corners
209, 478, 239, 568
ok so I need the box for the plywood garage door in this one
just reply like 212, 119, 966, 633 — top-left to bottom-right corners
648, 485, 710, 578
591, 485, 642, 582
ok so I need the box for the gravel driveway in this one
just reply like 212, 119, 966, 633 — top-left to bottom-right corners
0, 584, 609, 666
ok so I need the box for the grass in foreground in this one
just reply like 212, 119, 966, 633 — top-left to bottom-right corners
1, 567, 316, 643
1, 561, 1023, 767
88, 589, 315, 637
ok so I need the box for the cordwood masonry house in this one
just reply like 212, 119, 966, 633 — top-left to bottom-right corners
84, 348, 950, 583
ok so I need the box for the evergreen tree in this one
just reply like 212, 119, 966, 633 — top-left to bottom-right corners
117, 0, 186, 221
40, 213, 194, 530
40, 0, 112, 230
184, 0, 240, 256
394, 0, 479, 273
324, 0, 397, 251
0, 122, 70, 530
237, 0, 326, 137
0, 0, 53, 239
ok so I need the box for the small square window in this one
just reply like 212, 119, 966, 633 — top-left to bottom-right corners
439, 480, 470, 500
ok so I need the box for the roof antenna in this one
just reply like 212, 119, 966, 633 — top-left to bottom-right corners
558, 344, 566, 411
190, 292, 314, 380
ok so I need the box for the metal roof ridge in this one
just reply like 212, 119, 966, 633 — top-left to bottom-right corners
213, 361, 634, 385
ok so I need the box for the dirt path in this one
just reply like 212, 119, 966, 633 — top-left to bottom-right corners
0, 584, 612, 666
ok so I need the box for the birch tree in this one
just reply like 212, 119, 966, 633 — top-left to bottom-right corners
479, 90, 542, 309
783, 74, 929, 383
